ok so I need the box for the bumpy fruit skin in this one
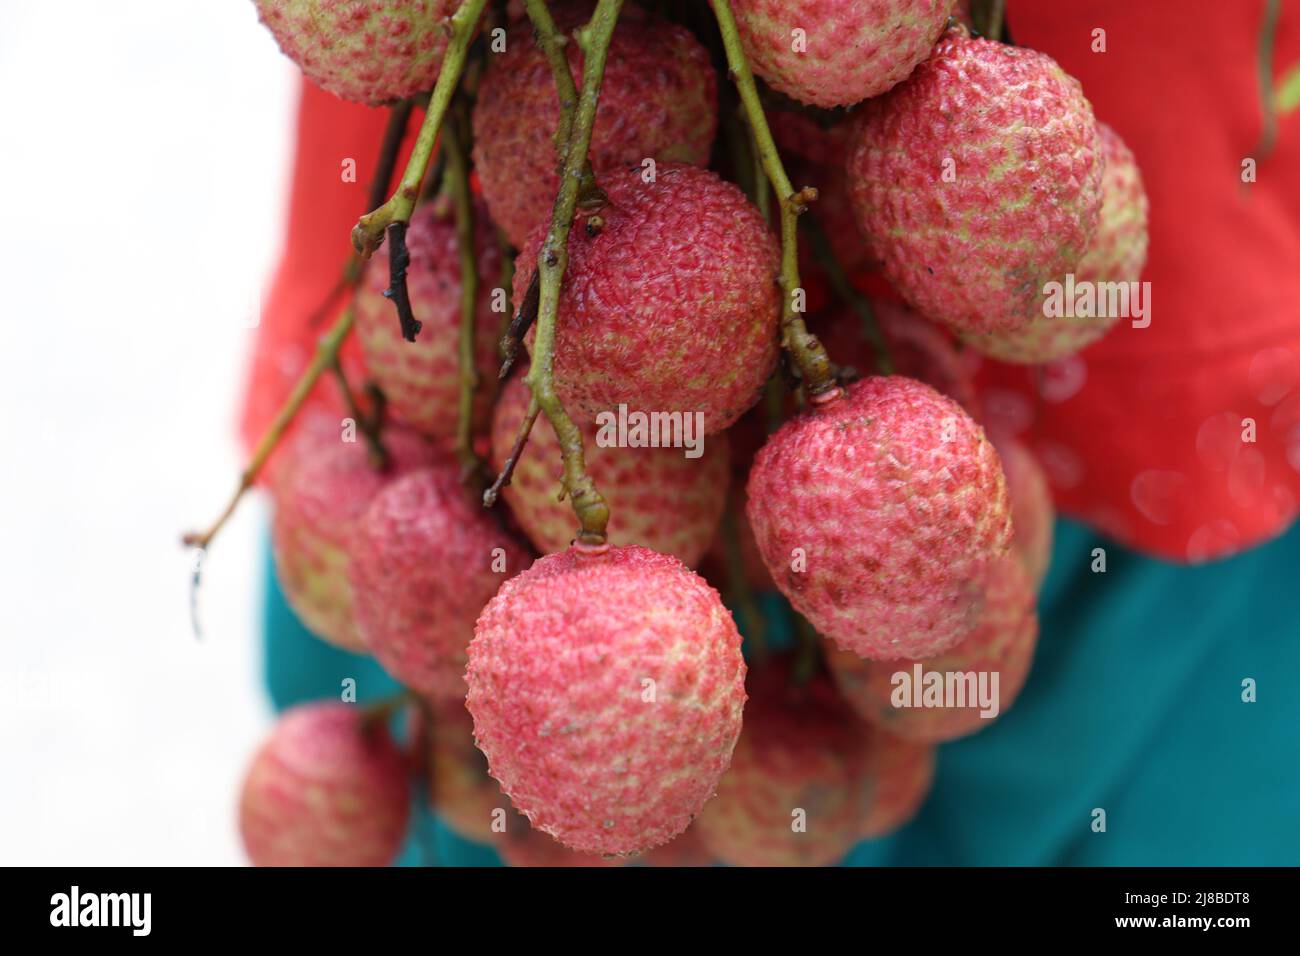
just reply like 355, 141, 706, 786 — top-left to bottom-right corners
491, 374, 730, 566
858, 728, 936, 839
728, 0, 955, 108
847, 32, 1103, 334
473, 1, 717, 247
270, 426, 435, 651
416, 699, 507, 842
254, 0, 455, 107
497, 813, 627, 867
516, 163, 780, 435
696, 668, 867, 867
963, 123, 1150, 362
994, 436, 1055, 587
825, 555, 1038, 742
747, 377, 1012, 660
466, 545, 747, 856
354, 201, 502, 440
348, 462, 530, 698
239, 702, 410, 867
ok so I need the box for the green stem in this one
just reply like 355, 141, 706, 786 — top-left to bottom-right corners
442, 108, 482, 478
351, 0, 490, 257
523, 0, 623, 546
710, 0, 839, 401
979, 0, 1006, 43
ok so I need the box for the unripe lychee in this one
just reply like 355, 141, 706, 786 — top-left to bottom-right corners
238, 702, 410, 867
270, 426, 435, 651
466, 545, 747, 856
254, 0, 455, 106
825, 555, 1038, 743
348, 462, 531, 699
473, 1, 717, 247
416, 698, 506, 842
726, 0, 954, 108
961, 123, 1150, 362
746, 376, 1012, 660
695, 666, 867, 867
354, 201, 503, 441
847, 31, 1104, 334
858, 728, 935, 839
994, 436, 1054, 587
490, 373, 730, 566
516, 163, 781, 435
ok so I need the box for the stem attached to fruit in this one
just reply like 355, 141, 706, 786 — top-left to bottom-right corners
351, 0, 490, 258
977, 0, 1006, 42
182, 305, 356, 551
522, 0, 623, 546
803, 216, 895, 376
711, 0, 840, 402
442, 105, 483, 479
483, 393, 541, 508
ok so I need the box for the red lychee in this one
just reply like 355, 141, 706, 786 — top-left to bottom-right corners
490, 373, 730, 566
825, 555, 1038, 743
497, 812, 627, 867
466, 544, 747, 856
254, 0, 456, 107
847, 31, 1103, 334
726, 0, 955, 108
994, 435, 1055, 587
695, 666, 867, 867
858, 728, 936, 839
473, 1, 717, 247
516, 163, 781, 435
746, 376, 1012, 660
270, 425, 435, 651
238, 702, 410, 867
348, 461, 530, 699
416, 698, 507, 842
354, 200, 503, 441
962, 123, 1150, 362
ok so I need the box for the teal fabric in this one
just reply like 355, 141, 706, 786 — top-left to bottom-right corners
260, 517, 1300, 866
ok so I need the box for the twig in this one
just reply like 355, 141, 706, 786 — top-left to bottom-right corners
802, 216, 894, 375
711, 0, 839, 401
182, 305, 356, 550
498, 270, 539, 379
351, 0, 490, 257
483, 393, 541, 507
977, 0, 1006, 42
383, 222, 421, 341
523, 0, 623, 546
329, 354, 390, 469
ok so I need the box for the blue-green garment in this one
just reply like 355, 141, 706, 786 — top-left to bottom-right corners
260, 517, 1300, 866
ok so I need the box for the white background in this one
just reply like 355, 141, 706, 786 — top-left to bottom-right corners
0, 1, 296, 864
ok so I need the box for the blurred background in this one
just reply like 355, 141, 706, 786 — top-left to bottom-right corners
0, 1, 294, 864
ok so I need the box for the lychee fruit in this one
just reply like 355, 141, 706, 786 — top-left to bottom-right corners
961, 123, 1150, 362
466, 544, 747, 856
490, 373, 730, 566
858, 728, 936, 839
238, 702, 411, 867
270, 425, 435, 651
516, 163, 780, 435
746, 376, 1012, 660
497, 812, 627, 868
695, 666, 868, 867
825, 554, 1038, 743
416, 698, 507, 843
254, 0, 456, 107
847, 30, 1104, 334
473, 1, 717, 247
354, 200, 503, 441
635, 825, 715, 867
994, 435, 1055, 587
348, 460, 531, 699
726, 0, 956, 109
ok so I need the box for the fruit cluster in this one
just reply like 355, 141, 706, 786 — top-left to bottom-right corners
220, 0, 1148, 866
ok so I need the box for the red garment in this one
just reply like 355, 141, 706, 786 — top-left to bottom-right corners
242, 0, 1300, 561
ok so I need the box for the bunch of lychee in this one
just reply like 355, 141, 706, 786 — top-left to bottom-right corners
232, 0, 1145, 866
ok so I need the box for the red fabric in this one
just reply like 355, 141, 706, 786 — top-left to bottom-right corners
242, 1, 1300, 561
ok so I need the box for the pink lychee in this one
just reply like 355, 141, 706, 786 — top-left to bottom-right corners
490, 373, 730, 566
825, 554, 1038, 743
961, 123, 1150, 362
254, 0, 456, 107
348, 460, 531, 699
515, 163, 781, 435
466, 544, 747, 856
725, 0, 956, 108
416, 698, 507, 842
270, 425, 435, 651
238, 702, 411, 867
354, 200, 503, 441
746, 376, 1012, 660
473, 1, 717, 247
858, 727, 936, 839
994, 435, 1055, 587
847, 30, 1104, 334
